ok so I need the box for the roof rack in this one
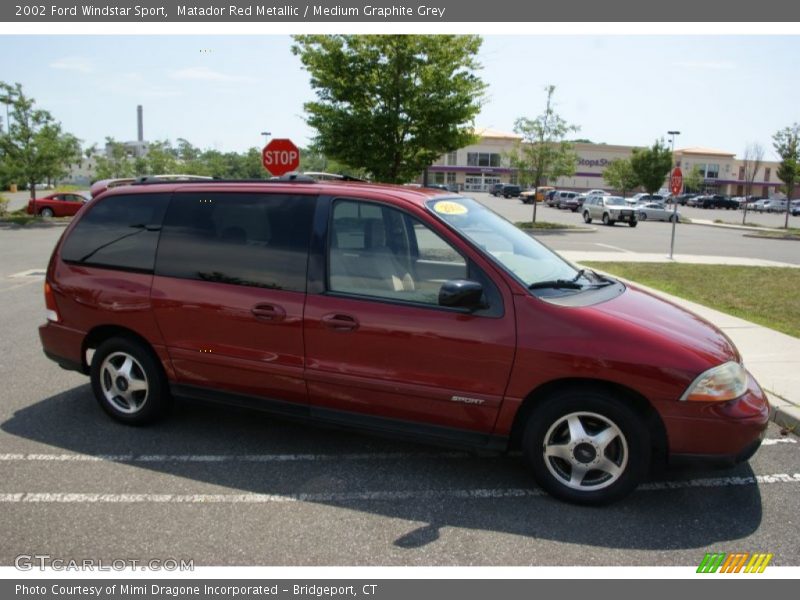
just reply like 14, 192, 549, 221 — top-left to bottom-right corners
128, 172, 370, 186
129, 173, 319, 186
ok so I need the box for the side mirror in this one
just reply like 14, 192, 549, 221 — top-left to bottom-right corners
439, 279, 484, 310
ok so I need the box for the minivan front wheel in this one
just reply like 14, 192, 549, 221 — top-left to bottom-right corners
522, 389, 650, 505
90, 337, 170, 425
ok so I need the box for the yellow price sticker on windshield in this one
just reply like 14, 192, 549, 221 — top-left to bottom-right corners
433, 201, 468, 215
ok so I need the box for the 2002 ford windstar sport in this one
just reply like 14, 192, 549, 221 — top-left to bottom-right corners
38, 178, 769, 505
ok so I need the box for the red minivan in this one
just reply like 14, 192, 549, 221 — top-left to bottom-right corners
39, 177, 769, 505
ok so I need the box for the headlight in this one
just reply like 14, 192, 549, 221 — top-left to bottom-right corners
680, 361, 748, 402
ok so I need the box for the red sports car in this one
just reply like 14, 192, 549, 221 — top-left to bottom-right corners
26, 192, 88, 218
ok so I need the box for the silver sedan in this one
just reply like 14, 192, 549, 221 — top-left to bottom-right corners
636, 202, 680, 222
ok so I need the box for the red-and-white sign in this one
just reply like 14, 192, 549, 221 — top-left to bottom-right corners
670, 167, 683, 196
262, 138, 300, 176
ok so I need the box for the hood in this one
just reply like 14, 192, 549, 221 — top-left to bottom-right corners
587, 284, 740, 367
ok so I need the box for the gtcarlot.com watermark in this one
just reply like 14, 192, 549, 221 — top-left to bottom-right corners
15, 554, 194, 572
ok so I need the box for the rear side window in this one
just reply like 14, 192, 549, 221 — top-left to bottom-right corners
155, 192, 316, 292
60, 193, 169, 272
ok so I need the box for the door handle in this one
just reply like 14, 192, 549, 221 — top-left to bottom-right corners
321, 313, 359, 332
251, 303, 286, 322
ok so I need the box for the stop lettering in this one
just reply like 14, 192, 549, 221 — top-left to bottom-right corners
261, 139, 300, 176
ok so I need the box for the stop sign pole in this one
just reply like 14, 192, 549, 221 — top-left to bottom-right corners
262, 138, 300, 177
668, 167, 683, 260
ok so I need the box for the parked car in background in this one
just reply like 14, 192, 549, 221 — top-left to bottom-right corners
671, 193, 697, 205
583, 195, 638, 226
636, 202, 680, 222
499, 184, 521, 198
627, 193, 665, 206
758, 199, 789, 213
748, 198, 771, 212
561, 193, 584, 212
488, 183, 505, 197
553, 190, 580, 210
545, 190, 562, 207
585, 189, 606, 199
26, 192, 88, 218
695, 195, 738, 210
789, 200, 800, 216
519, 185, 555, 205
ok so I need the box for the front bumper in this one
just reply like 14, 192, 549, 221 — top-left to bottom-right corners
663, 373, 770, 466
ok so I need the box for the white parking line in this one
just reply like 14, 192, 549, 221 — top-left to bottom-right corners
0, 451, 471, 463
0, 439, 793, 463
594, 243, 635, 254
7, 269, 46, 279
761, 437, 797, 446
0, 473, 798, 504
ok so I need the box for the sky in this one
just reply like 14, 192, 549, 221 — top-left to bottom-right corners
1, 35, 797, 160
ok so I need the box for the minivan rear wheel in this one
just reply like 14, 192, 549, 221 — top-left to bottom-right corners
522, 389, 650, 505
90, 337, 170, 425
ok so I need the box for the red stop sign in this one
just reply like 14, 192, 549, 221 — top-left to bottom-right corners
262, 138, 300, 176
670, 167, 683, 195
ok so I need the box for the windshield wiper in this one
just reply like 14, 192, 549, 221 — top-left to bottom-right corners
529, 268, 615, 291
528, 279, 583, 290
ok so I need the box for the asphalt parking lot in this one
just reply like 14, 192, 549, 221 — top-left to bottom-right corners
475, 193, 800, 266
1, 215, 799, 567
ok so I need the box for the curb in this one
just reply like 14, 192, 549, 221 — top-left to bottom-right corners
742, 234, 800, 242
768, 394, 800, 436
0, 220, 70, 229
687, 220, 789, 234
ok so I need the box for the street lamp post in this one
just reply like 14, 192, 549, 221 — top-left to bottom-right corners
260, 131, 271, 145
668, 130, 680, 260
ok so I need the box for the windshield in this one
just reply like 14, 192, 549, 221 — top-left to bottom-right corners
426, 197, 583, 288
605, 196, 626, 206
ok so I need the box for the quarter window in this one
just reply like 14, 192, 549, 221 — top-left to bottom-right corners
155, 193, 316, 291
60, 193, 169, 272
329, 200, 467, 305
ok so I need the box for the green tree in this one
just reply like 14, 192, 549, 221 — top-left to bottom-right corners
682, 166, 704, 194
93, 138, 135, 180
630, 139, 673, 195
508, 85, 579, 223
0, 82, 82, 199
773, 123, 800, 229
144, 140, 179, 175
602, 158, 639, 199
292, 34, 485, 183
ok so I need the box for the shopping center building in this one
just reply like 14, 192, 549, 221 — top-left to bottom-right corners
427, 128, 785, 197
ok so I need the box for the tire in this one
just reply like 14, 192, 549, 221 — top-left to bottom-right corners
670, 214, 678, 223
602, 213, 614, 226
90, 336, 171, 425
628, 220, 637, 228
638, 212, 647, 221
583, 211, 592, 224
40, 207, 54, 218
521, 388, 651, 505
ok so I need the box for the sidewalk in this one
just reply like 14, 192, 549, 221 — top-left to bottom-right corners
567, 251, 800, 434
560, 250, 799, 268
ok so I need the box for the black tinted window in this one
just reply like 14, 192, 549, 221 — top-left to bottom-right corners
60, 193, 168, 272
156, 193, 316, 292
